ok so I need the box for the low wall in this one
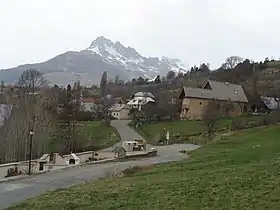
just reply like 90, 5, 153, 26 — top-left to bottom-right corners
0, 160, 38, 180
0, 150, 153, 180
118, 150, 158, 161
75, 151, 95, 162
0, 151, 98, 180
44, 164, 68, 171
94, 151, 115, 160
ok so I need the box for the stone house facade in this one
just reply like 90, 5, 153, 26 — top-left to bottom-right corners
179, 80, 248, 120
110, 104, 131, 120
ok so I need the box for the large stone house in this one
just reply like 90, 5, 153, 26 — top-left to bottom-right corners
109, 104, 131, 120
179, 80, 248, 120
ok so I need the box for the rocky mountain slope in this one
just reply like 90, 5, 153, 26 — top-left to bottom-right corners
0, 36, 187, 86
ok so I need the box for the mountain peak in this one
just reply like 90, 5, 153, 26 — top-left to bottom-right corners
89, 36, 114, 48
0, 35, 187, 86
84, 36, 187, 77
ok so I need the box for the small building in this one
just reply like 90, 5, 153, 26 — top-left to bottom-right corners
122, 140, 146, 152
38, 153, 50, 171
80, 98, 96, 112
113, 146, 126, 159
179, 80, 248, 120
260, 96, 280, 111
65, 153, 80, 165
0, 104, 13, 127
110, 104, 131, 120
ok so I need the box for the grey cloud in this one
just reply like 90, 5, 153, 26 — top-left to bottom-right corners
0, 0, 279, 70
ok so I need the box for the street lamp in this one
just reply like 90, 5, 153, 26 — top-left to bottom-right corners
28, 129, 35, 175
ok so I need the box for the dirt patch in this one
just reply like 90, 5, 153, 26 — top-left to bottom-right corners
121, 165, 154, 177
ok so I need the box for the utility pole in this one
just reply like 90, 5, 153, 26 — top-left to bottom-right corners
28, 81, 36, 174
28, 129, 35, 175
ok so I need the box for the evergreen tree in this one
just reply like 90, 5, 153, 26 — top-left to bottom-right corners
100, 71, 108, 97
154, 75, 161, 83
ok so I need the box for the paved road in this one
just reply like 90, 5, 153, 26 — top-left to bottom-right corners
102, 120, 153, 151
0, 120, 200, 209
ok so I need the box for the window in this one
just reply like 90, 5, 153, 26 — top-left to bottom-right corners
200, 102, 202, 105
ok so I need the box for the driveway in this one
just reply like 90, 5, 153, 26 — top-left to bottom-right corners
0, 120, 200, 209
102, 120, 153, 151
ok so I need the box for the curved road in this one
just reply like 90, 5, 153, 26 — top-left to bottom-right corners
102, 120, 153, 151
0, 120, 200, 209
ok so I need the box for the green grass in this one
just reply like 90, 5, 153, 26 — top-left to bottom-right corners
135, 115, 263, 144
267, 60, 280, 68
8, 125, 280, 209
48, 121, 120, 152
77, 121, 120, 150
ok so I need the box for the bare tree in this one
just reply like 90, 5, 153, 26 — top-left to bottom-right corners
17, 69, 47, 93
0, 85, 58, 163
220, 56, 243, 83
221, 56, 243, 70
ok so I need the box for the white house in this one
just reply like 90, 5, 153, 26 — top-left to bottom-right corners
127, 92, 156, 110
0, 104, 13, 127
80, 98, 96, 112
109, 104, 131, 120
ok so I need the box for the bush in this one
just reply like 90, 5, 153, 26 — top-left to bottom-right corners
76, 111, 94, 121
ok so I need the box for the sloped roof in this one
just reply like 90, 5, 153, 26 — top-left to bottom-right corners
133, 92, 155, 98
39, 153, 50, 161
109, 104, 130, 111
127, 97, 155, 105
69, 153, 80, 160
182, 80, 248, 102
261, 96, 279, 110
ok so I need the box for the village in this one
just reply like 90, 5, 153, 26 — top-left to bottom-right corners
1, 58, 280, 209
0, 68, 279, 182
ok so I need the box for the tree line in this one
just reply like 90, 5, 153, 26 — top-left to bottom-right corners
0, 69, 114, 164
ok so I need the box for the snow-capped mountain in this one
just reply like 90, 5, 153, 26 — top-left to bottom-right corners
84, 36, 187, 78
0, 36, 187, 86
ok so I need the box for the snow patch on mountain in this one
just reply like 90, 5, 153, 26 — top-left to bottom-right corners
84, 36, 187, 76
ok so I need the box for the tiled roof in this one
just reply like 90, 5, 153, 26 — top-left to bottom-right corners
182, 80, 248, 103
133, 92, 155, 98
81, 98, 95, 103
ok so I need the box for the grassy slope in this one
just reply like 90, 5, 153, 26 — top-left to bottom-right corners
8, 125, 280, 210
77, 121, 120, 150
136, 115, 263, 144
48, 121, 120, 152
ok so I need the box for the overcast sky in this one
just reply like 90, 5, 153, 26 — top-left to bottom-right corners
0, 0, 280, 70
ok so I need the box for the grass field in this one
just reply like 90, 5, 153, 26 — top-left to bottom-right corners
8, 125, 280, 210
76, 121, 120, 150
135, 115, 263, 145
48, 121, 120, 152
